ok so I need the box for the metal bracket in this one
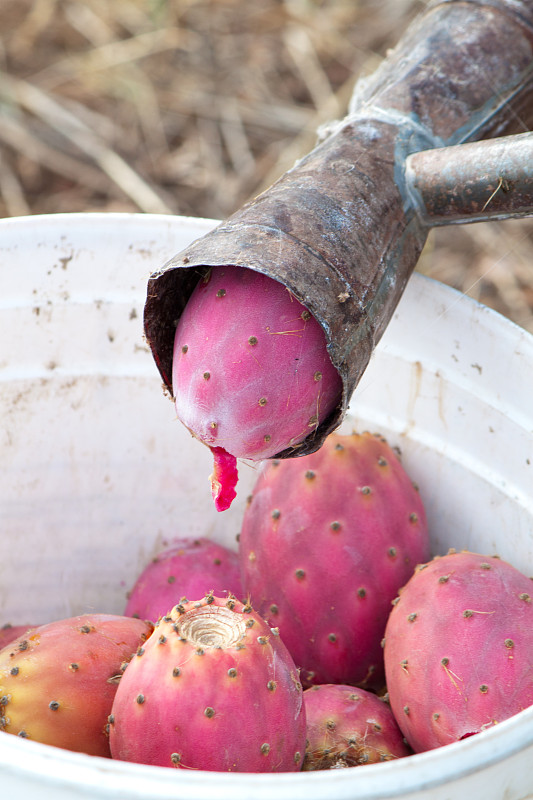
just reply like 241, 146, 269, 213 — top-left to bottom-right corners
405, 132, 533, 225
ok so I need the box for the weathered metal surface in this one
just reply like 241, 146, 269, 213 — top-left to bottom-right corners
144, 0, 533, 460
406, 132, 533, 225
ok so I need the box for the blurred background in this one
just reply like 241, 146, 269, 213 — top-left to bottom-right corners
0, 0, 532, 332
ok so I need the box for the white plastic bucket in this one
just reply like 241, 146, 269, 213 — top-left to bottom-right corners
1, 212, 532, 800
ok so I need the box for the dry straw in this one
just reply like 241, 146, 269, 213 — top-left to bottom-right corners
0, 0, 531, 331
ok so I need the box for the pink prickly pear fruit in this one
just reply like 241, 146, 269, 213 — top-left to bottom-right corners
239, 430, 430, 689
109, 594, 306, 772
124, 537, 244, 621
172, 265, 342, 511
383, 551, 533, 753
0, 624, 36, 650
0, 614, 153, 757
302, 684, 411, 770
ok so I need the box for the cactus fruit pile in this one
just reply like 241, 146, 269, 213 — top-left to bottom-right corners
2, 430, 533, 773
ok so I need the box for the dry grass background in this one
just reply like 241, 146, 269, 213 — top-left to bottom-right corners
0, 0, 532, 332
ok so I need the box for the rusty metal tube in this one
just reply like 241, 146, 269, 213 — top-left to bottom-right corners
406, 132, 533, 225
144, 0, 533, 460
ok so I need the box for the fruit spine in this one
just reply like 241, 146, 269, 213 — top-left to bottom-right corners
0, 624, 36, 651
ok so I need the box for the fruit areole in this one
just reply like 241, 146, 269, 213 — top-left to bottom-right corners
144, 0, 533, 460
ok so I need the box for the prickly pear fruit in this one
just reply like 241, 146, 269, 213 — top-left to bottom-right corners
302, 684, 411, 770
0, 614, 153, 756
109, 594, 306, 772
383, 551, 533, 753
239, 430, 430, 689
124, 537, 244, 621
0, 624, 36, 650
172, 265, 342, 511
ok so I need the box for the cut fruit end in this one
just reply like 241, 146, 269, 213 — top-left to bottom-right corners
209, 447, 238, 512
